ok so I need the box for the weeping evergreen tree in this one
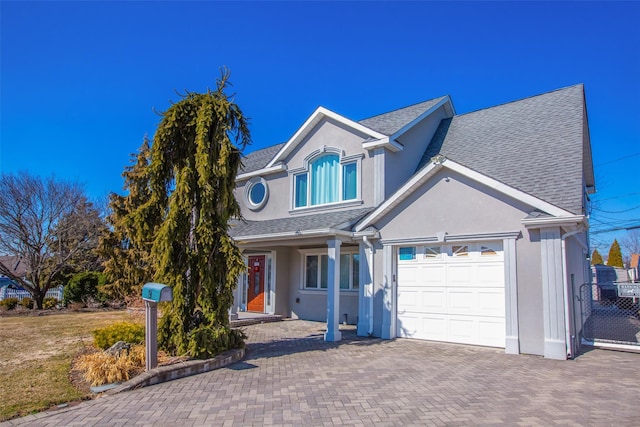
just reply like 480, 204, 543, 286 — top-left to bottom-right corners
99, 136, 158, 300
143, 70, 250, 358
591, 248, 604, 265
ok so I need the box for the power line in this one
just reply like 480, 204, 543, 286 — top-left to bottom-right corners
592, 204, 640, 214
590, 224, 640, 234
595, 152, 640, 167
591, 192, 640, 202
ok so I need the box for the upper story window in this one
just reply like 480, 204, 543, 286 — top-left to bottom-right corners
292, 150, 361, 209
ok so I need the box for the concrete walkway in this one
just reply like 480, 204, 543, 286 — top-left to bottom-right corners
4, 320, 639, 426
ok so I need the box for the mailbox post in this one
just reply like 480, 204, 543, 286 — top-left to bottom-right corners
142, 283, 173, 371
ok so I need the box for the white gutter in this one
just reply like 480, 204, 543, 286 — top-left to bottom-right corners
234, 228, 355, 244
521, 215, 587, 228
236, 163, 287, 182
561, 227, 587, 359
362, 236, 375, 336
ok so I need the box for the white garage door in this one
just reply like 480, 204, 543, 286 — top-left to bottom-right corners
397, 242, 505, 348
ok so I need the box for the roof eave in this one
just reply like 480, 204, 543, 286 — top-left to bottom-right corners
234, 228, 355, 244
361, 136, 403, 152
236, 163, 287, 182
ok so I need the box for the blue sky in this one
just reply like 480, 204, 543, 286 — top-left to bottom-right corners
1, 1, 639, 255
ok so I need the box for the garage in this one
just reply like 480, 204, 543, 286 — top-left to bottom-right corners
396, 241, 505, 348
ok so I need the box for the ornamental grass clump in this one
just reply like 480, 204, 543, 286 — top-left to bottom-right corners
75, 345, 146, 386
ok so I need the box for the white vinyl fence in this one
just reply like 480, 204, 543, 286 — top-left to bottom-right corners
0, 286, 64, 302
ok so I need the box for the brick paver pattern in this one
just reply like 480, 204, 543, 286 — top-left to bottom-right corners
5, 320, 639, 426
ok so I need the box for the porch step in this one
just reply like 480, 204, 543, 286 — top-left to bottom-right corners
230, 314, 284, 328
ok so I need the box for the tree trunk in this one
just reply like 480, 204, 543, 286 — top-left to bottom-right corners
34, 292, 45, 310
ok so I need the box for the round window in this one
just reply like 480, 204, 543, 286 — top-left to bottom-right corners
245, 177, 269, 210
249, 182, 266, 205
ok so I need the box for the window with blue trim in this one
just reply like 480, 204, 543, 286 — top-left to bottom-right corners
294, 154, 358, 208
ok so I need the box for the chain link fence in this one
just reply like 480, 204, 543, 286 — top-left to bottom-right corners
579, 283, 640, 347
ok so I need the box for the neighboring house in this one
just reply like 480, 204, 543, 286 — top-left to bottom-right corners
629, 254, 640, 282
0, 256, 63, 302
229, 84, 595, 360
0, 255, 27, 279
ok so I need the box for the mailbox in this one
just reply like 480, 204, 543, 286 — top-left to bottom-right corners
142, 283, 173, 303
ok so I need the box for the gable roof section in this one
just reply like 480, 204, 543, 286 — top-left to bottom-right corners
358, 96, 450, 136
230, 207, 372, 241
265, 107, 388, 169
239, 96, 453, 178
415, 84, 591, 215
355, 157, 581, 232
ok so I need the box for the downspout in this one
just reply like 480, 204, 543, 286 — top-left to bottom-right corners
561, 227, 587, 359
363, 236, 375, 336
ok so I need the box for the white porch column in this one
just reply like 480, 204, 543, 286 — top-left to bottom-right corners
325, 238, 342, 342
540, 227, 567, 360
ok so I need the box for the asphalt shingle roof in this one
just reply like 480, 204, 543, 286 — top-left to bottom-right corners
239, 143, 285, 175
416, 85, 588, 215
239, 96, 448, 175
229, 208, 373, 238
358, 96, 448, 136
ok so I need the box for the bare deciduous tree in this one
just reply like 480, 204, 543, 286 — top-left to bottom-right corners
0, 172, 102, 308
621, 229, 640, 259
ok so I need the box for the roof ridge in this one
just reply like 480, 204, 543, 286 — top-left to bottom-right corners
358, 95, 448, 122
453, 84, 584, 118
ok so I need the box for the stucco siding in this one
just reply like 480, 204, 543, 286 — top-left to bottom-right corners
375, 170, 532, 237
384, 106, 449, 198
274, 247, 291, 316
284, 245, 360, 325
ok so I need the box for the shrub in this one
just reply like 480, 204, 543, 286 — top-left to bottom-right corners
63, 272, 108, 305
75, 344, 146, 386
0, 297, 19, 310
43, 297, 58, 309
20, 297, 34, 309
186, 326, 246, 359
93, 321, 145, 350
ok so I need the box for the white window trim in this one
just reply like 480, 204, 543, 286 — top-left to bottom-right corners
289, 148, 363, 211
243, 176, 269, 211
298, 247, 360, 292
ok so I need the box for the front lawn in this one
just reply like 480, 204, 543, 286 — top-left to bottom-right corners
0, 310, 140, 421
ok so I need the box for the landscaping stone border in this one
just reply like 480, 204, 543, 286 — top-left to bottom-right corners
105, 348, 245, 395
103, 315, 282, 395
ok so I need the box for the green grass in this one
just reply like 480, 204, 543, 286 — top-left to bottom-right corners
0, 310, 142, 421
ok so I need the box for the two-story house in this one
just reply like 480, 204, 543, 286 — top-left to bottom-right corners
230, 84, 595, 360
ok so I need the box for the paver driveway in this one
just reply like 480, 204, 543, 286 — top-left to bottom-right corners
4, 320, 639, 426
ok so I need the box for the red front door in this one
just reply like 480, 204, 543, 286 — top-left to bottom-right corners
247, 255, 265, 312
